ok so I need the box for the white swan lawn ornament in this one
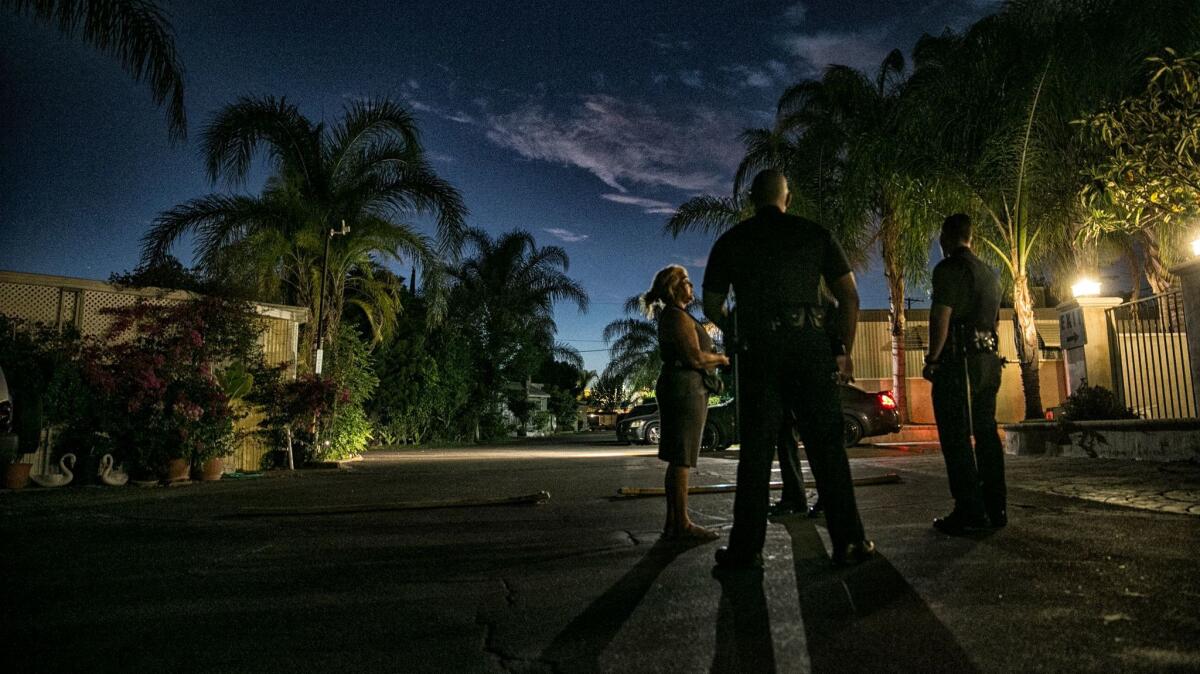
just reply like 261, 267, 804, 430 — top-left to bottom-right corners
31, 453, 75, 488
97, 454, 129, 487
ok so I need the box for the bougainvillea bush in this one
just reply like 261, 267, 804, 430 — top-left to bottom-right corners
83, 297, 266, 476
256, 325, 376, 463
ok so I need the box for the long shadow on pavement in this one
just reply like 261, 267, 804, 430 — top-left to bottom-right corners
782, 518, 979, 673
710, 568, 776, 672
537, 538, 696, 670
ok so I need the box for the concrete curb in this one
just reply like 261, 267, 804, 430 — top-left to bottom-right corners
1004, 419, 1200, 461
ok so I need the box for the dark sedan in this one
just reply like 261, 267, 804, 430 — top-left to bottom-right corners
615, 403, 659, 444
618, 384, 901, 450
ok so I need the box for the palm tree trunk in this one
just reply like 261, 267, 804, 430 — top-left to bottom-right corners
1012, 273, 1044, 420
882, 228, 908, 423
1135, 231, 1182, 330
1139, 231, 1174, 297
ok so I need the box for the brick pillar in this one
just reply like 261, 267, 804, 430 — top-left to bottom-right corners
1057, 296, 1123, 396
1169, 258, 1200, 415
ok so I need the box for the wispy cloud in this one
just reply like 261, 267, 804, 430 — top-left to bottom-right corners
648, 34, 692, 51
674, 254, 708, 268
721, 65, 775, 88
600, 193, 676, 215
485, 94, 743, 193
678, 69, 705, 89
543, 227, 590, 243
445, 111, 475, 124
779, 28, 892, 76
783, 2, 808, 24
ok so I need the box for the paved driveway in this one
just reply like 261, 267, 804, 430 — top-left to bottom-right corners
2, 433, 1197, 672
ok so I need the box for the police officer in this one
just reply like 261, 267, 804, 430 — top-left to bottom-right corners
703, 169, 875, 568
923, 213, 1006, 535
769, 420, 807, 517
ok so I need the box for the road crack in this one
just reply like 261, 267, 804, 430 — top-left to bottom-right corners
477, 578, 558, 673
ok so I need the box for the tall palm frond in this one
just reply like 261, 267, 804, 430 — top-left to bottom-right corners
4, 0, 187, 140
663, 195, 743, 238
146, 94, 466, 350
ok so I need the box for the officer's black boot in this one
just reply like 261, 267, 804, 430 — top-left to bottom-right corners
933, 509, 990, 535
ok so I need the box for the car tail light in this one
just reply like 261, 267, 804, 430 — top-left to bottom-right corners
1045, 409, 1054, 421
877, 392, 897, 410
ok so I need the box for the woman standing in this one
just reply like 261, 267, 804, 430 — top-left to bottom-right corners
643, 265, 730, 541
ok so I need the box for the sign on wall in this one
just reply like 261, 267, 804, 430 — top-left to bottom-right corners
1060, 307, 1086, 348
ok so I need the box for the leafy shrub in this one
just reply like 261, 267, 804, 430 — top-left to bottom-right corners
314, 325, 377, 460
1060, 382, 1138, 421
81, 297, 265, 474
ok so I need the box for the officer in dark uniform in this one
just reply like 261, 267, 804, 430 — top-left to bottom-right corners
923, 213, 1006, 535
770, 419, 806, 516
703, 169, 875, 568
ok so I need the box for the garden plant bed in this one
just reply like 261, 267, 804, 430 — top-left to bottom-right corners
1004, 418, 1200, 461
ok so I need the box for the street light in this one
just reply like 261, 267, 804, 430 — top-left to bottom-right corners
1071, 277, 1102, 298
315, 220, 351, 376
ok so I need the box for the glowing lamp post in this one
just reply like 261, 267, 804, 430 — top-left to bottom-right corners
1191, 236, 1200, 257
1071, 278, 1102, 298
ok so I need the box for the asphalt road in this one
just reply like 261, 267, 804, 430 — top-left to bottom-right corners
1, 433, 1198, 673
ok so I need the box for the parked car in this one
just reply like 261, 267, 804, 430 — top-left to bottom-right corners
618, 399, 737, 449
618, 384, 901, 450
615, 403, 658, 443
840, 385, 901, 446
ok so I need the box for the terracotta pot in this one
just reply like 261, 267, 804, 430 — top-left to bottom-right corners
3, 462, 32, 490
163, 458, 190, 483
198, 458, 224, 481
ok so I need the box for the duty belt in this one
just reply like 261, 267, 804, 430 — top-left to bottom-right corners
766, 306, 826, 332
952, 326, 999, 355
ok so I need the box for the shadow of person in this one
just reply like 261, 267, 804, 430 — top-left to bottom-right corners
537, 538, 696, 670
710, 568, 777, 673
781, 518, 978, 673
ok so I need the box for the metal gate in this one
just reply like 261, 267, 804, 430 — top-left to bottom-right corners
1106, 291, 1196, 419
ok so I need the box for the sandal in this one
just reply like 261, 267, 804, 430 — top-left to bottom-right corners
673, 525, 719, 542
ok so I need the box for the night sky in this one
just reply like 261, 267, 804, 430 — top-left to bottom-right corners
1, 0, 997, 373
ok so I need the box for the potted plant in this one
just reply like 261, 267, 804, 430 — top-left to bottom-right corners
189, 361, 254, 481
1, 427, 29, 490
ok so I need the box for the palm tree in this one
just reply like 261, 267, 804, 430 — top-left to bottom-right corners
668, 51, 940, 422
4, 0, 187, 140
448, 228, 588, 426
142, 95, 468, 346
601, 295, 712, 394
905, 0, 1200, 418
602, 296, 661, 393
588, 371, 625, 411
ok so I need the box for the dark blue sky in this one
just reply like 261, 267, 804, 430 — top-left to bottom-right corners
1, 0, 997, 372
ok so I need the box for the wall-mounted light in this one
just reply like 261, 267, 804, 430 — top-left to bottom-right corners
1071, 278, 1101, 298
1191, 236, 1200, 257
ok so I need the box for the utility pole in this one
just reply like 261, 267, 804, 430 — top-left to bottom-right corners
315, 220, 351, 376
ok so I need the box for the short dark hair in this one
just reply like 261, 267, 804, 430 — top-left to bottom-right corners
941, 213, 972, 244
749, 169, 787, 206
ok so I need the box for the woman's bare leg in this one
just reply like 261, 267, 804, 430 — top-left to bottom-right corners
669, 466, 717, 540
663, 465, 677, 536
